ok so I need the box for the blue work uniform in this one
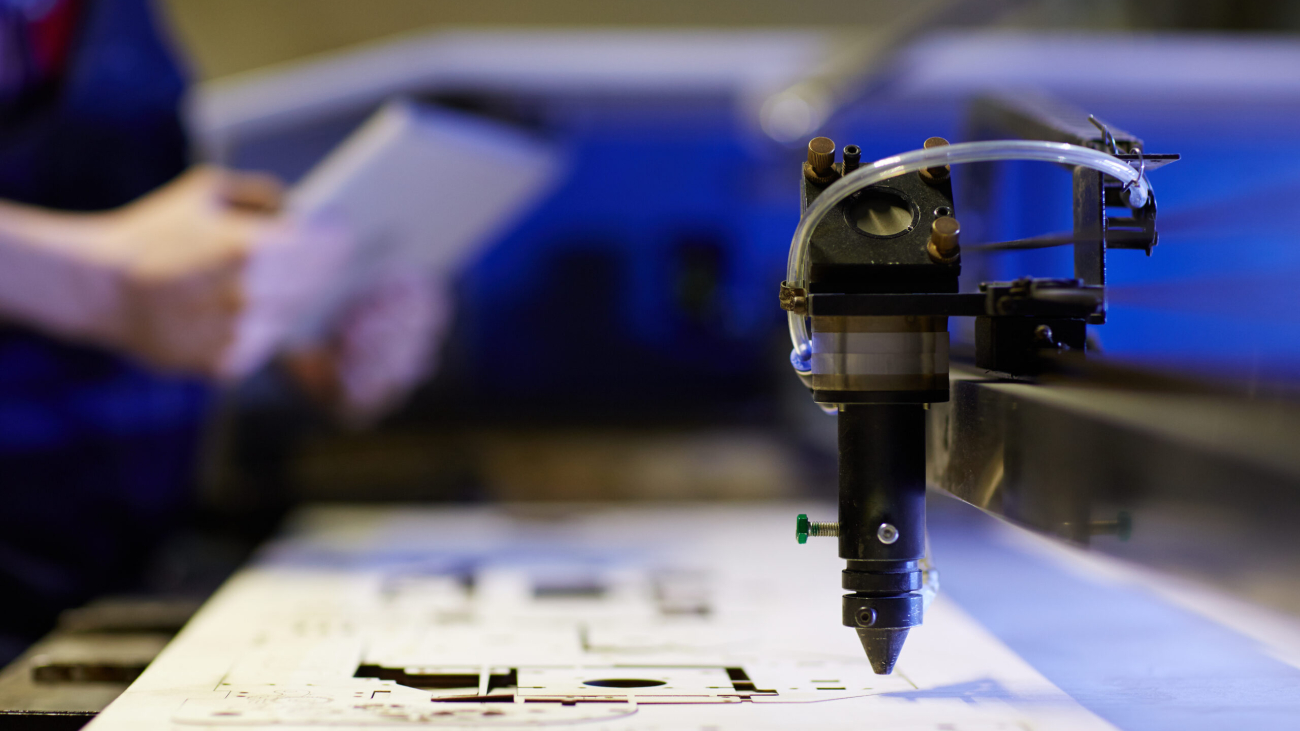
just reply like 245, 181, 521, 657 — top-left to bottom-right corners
0, 0, 210, 654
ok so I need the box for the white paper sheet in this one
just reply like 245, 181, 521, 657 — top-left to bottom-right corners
87, 504, 1124, 730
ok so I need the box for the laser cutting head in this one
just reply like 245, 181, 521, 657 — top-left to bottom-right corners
782, 106, 1173, 675
787, 136, 958, 674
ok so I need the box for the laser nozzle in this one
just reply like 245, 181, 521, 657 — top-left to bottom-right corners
857, 628, 909, 675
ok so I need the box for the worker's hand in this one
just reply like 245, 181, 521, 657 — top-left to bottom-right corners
281, 269, 449, 427
0, 166, 352, 378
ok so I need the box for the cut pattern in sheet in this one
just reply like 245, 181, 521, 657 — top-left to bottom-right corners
89, 505, 1121, 730
175, 562, 916, 725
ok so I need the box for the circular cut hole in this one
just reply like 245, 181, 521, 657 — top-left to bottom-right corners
851, 189, 915, 237
934, 206, 952, 218
583, 678, 667, 688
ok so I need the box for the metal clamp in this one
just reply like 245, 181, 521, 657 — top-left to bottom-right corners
1120, 146, 1148, 208
779, 281, 808, 315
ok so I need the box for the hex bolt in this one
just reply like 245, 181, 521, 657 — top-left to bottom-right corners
877, 523, 899, 545
796, 514, 839, 544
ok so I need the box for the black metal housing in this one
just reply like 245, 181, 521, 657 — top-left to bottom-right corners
975, 317, 1086, 375
802, 170, 959, 294
837, 403, 927, 673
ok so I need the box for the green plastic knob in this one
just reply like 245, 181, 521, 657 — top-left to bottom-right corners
796, 514, 810, 544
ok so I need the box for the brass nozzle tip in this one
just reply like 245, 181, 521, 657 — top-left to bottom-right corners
808, 136, 836, 173
923, 136, 950, 149
931, 216, 961, 257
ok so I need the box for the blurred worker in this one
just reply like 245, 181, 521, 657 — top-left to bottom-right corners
0, 0, 444, 659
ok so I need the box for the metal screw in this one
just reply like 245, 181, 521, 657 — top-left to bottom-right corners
795, 514, 839, 544
810, 522, 838, 537
856, 607, 877, 627
877, 523, 899, 545
842, 144, 861, 174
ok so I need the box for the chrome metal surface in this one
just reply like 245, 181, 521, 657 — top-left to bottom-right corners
927, 363, 1300, 616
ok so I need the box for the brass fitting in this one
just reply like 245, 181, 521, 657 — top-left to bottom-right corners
779, 281, 808, 315
919, 136, 951, 184
927, 216, 960, 264
804, 137, 839, 184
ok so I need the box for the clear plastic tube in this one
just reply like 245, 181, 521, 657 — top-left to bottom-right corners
787, 140, 1150, 367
